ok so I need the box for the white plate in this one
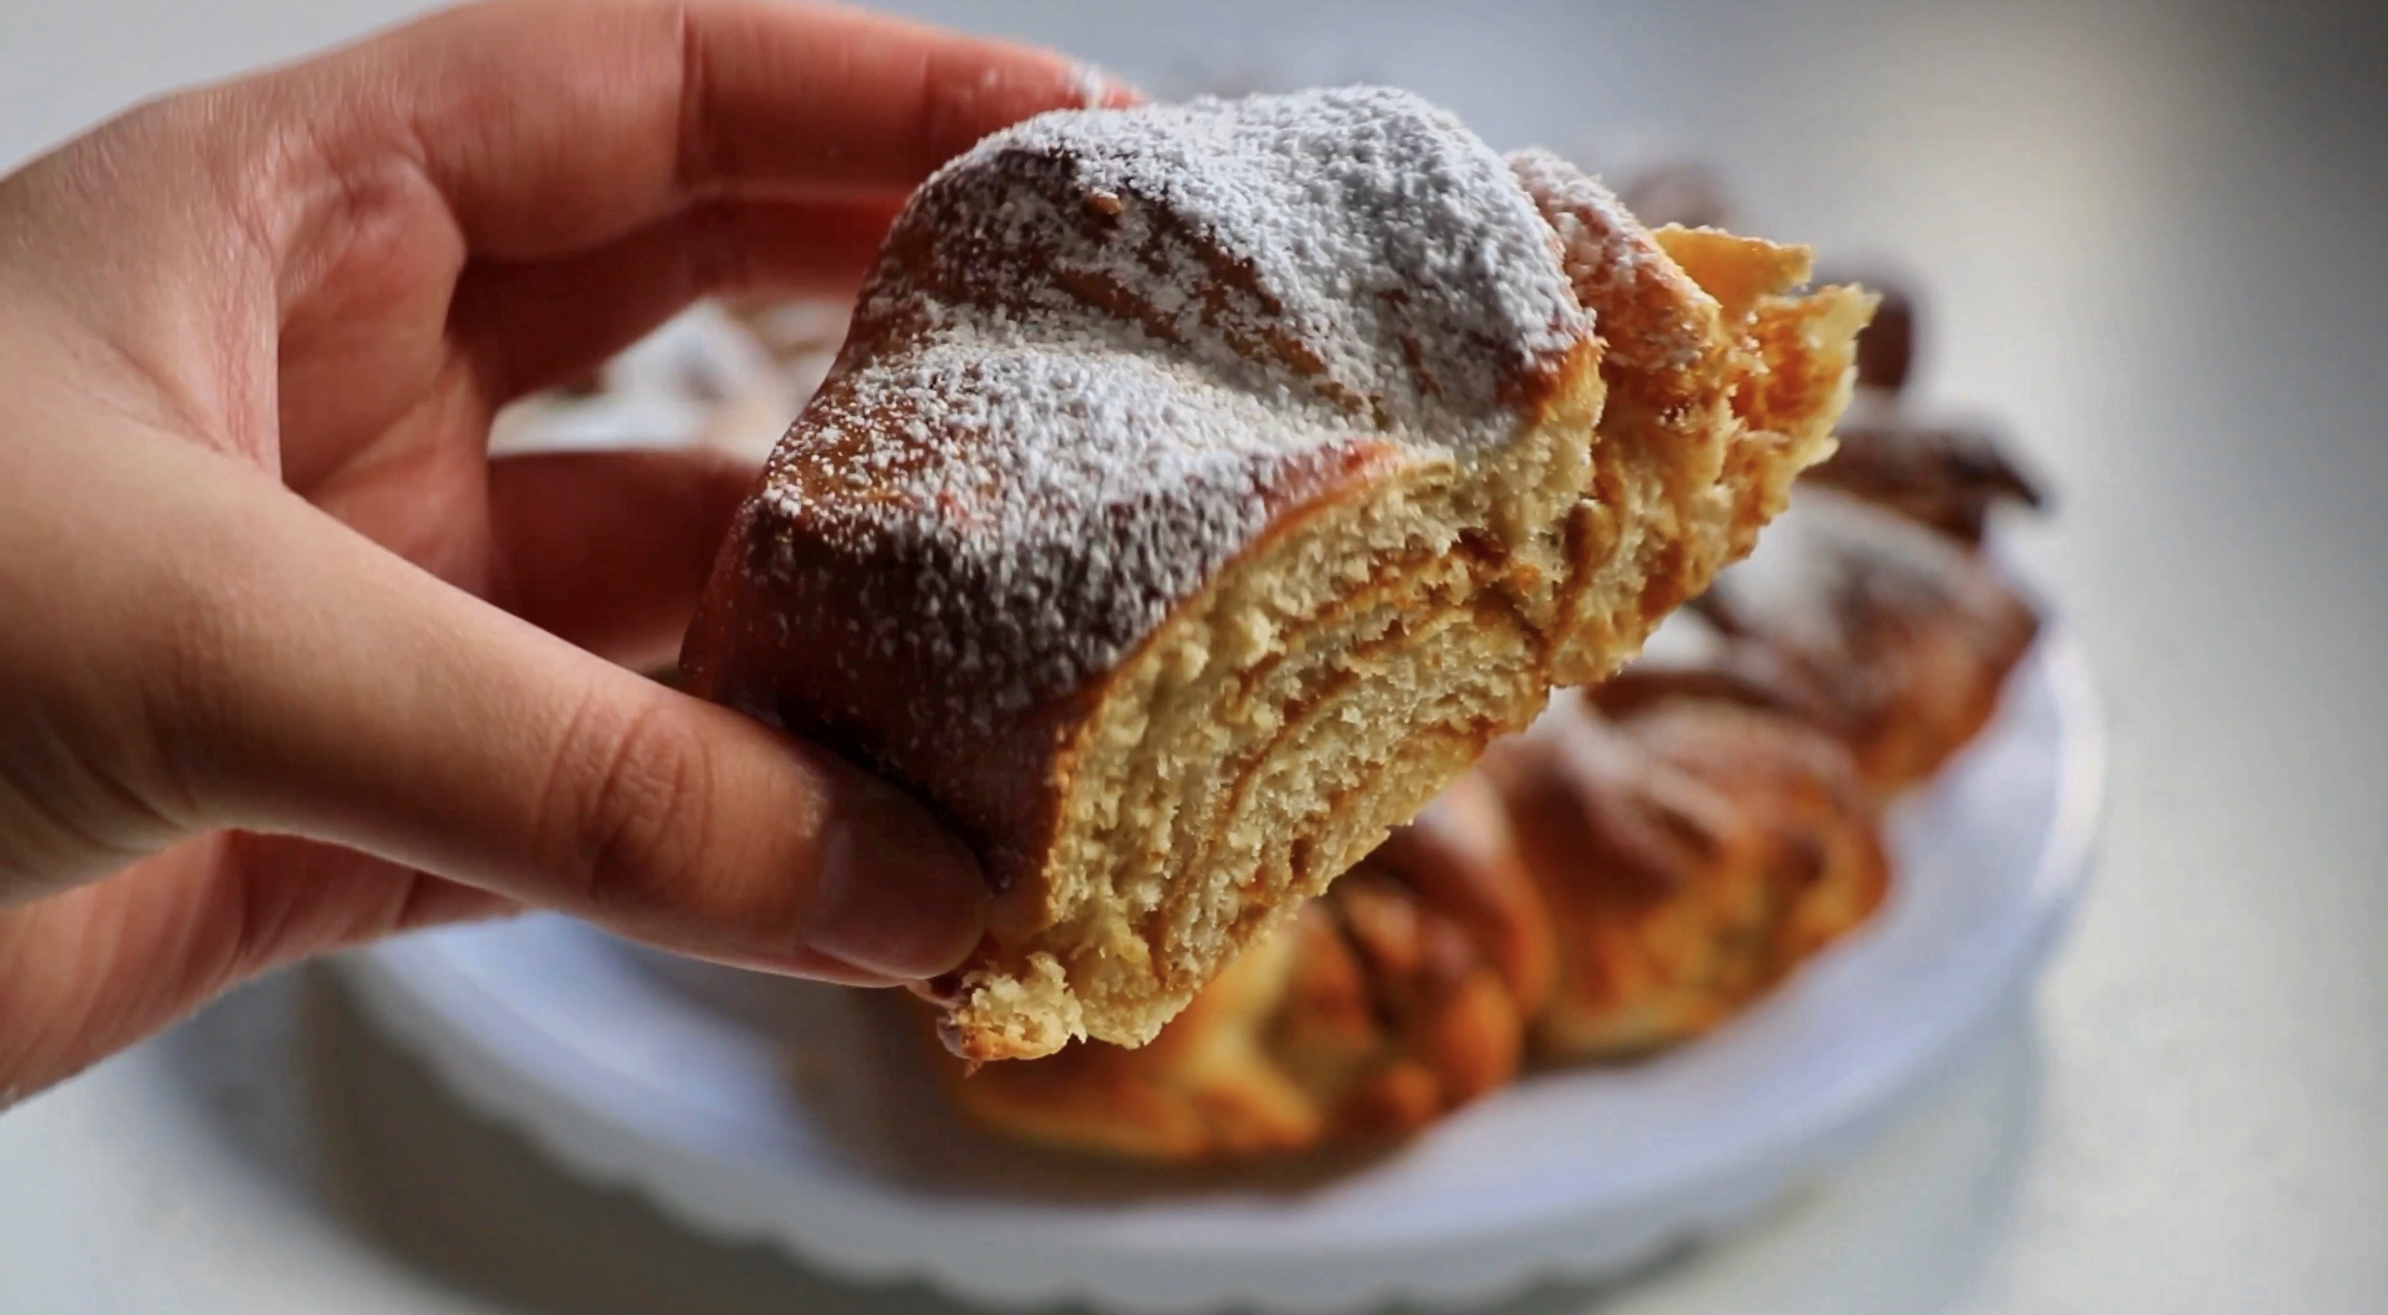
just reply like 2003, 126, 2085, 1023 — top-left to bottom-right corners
340, 634, 2103, 1315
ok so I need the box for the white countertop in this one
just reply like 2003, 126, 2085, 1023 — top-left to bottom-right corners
5, 1, 2385, 1312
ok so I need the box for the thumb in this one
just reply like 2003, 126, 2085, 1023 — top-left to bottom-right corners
140, 453, 987, 983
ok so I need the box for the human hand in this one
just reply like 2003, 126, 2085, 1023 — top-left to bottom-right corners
0, 0, 1130, 1100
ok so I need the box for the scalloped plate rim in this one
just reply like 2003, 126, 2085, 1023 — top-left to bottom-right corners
338, 630, 2103, 1314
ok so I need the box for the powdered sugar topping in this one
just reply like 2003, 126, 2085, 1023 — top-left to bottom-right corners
1508, 147, 1711, 378
1707, 487, 1980, 658
754, 88, 1594, 720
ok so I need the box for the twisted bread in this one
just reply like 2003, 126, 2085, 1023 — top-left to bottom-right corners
1600, 487, 2040, 792
682, 89, 1869, 1061
1810, 389, 2045, 548
944, 693, 1884, 1159
944, 835, 1539, 1162
924, 223, 2046, 1157
1481, 692, 1888, 1059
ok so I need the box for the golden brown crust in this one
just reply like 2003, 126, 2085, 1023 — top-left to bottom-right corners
1809, 400, 2047, 548
1368, 775, 1557, 1017
942, 691, 1891, 1159
1801, 264, 2045, 545
936, 925, 1326, 1162
1642, 487, 2042, 792
1482, 696, 1890, 1060
941, 860, 1529, 1162
1509, 167, 1875, 689
1273, 869, 1529, 1137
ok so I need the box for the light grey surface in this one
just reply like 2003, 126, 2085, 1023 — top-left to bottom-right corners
3, 1, 2385, 1312
3, 969, 2049, 1315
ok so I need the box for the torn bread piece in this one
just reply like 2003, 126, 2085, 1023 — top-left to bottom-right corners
682, 91, 1869, 1061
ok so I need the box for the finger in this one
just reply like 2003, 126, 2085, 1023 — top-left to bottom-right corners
214, 832, 897, 987
450, 195, 895, 402
85, 438, 985, 983
289, 0, 1135, 262
0, 834, 515, 1096
484, 448, 758, 669
209, 833, 523, 972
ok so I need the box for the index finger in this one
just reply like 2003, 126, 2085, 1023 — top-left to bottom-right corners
283, 0, 1133, 259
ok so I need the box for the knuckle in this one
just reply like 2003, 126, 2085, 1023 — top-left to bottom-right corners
680, 202, 756, 296
132, 514, 272, 830
546, 689, 721, 924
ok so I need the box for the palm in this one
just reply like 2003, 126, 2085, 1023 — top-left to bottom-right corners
271, 177, 500, 585
0, 0, 1115, 1098
2, 224, 536, 1086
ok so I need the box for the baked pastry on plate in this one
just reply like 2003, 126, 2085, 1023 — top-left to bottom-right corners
682, 88, 1872, 1060
944, 812, 1544, 1162
944, 695, 1886, 1160
1482, 691, 1888, 1059
1598, 487, 2041, 792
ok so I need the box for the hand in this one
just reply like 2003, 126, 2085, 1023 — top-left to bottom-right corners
0, 0, 1129, 1101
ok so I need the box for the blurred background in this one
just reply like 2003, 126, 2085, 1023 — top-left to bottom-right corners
3, 1, 2384, 1312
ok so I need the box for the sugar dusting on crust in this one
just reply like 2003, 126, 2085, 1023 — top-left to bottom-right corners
753, 88, 1593, 721
1506, 148, 1711, 378
1705, 486, 1984, 659
773, 340, 1383, 708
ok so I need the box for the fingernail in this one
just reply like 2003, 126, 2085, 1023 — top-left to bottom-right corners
1069, 61, 1143, 109
803, 780, 988, 980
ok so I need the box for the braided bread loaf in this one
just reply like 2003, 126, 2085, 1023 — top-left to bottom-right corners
682, 90, 1871, 1060
937, 268, 2053, 1160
